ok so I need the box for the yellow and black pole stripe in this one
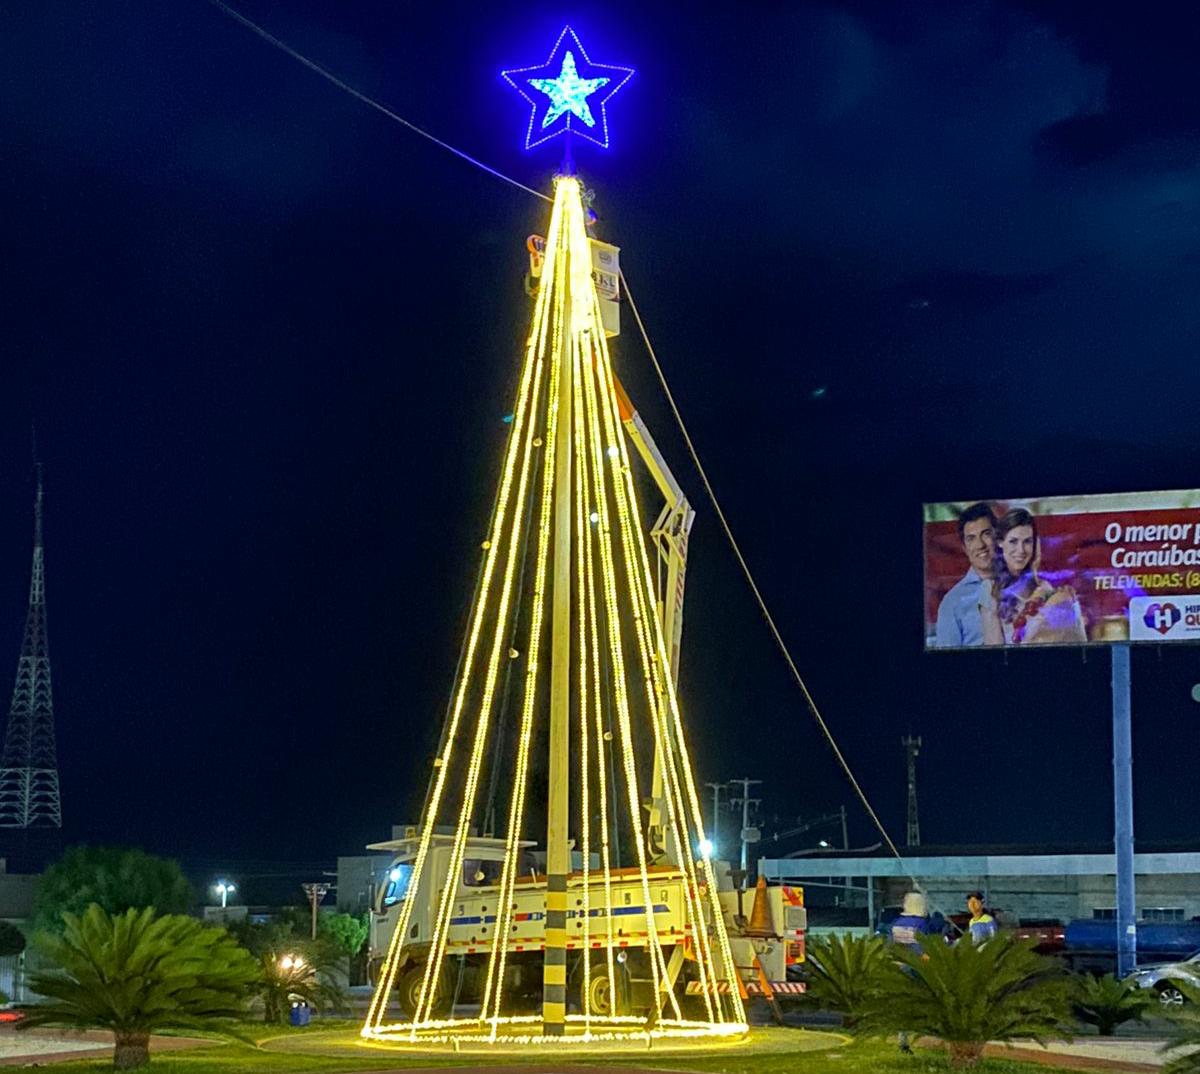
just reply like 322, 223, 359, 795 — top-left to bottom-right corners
543, 875, 569, 1032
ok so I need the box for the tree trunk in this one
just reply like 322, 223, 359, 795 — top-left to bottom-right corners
112, 1031, 150, 1069
948, 1040, 984, 1067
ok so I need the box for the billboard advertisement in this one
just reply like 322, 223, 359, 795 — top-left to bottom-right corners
924, 490, 1200, 649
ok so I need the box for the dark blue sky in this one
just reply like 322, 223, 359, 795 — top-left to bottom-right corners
3, 0, 1199, 878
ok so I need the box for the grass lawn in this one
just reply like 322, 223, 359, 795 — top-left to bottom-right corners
40, 1026, 1065, 1074
639, 1037, 1070, 1073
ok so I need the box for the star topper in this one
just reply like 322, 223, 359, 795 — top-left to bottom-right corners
502, 26, 634, 150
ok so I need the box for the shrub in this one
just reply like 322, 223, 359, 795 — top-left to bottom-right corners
866, 933, 1071, 1068
1074, 972, 1152, 1035
20, 905, 259, 1069
32, 846, 192, 934
1162, 982, 1200, 1074
803, 932, 892, 1028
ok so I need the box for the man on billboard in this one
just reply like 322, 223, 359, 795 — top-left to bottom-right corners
934, 503, 997, 648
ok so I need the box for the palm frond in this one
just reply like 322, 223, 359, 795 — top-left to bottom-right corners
20, 905, 260, 1038
803, 932, 893, 1027
864, 933, 1072, 1067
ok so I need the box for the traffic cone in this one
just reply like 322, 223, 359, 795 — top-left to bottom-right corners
745, 874, 774, 936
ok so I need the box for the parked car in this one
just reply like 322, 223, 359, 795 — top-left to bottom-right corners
1126, 950, 1200, 1007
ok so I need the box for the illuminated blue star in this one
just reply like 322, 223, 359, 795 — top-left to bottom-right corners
529, 52, 608, 130
502, 26, 634, 150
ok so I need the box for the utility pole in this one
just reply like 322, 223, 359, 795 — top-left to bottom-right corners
903, 735, 921, 847
704, 781, 727, 856
728, 778, 761, 882
541, 190, 574, 1039
301, 882, 329, 941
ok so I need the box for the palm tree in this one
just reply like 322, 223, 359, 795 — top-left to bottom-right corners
1074, 973, 1152, 1036
21, 905, 260, 1069
803, 932, 892, 1028
867, 933, 1071, 1067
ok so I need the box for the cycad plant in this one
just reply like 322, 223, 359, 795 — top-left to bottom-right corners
867, 933, 1071, 1067
1162, 982, 1200, 1074
803, 932, 892, 1028
1074, 973, 1152, 1035
257, 944, 347, 1023
21, 905, 260, 1069
229, 917, 348, 1022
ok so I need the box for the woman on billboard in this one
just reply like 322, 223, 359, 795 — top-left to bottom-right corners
980, 508, 1087, 645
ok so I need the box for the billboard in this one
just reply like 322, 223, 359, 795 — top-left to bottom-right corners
924, 489, 1200, 649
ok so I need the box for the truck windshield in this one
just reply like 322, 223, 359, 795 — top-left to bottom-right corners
380, 862, 413, 908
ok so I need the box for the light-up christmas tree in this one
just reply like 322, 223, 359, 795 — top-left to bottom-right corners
362, 26, 744, 1046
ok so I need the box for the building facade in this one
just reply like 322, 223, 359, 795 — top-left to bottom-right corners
760, 846, 1200, 928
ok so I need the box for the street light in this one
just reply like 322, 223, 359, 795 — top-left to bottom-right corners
214, 880, 236, 908
279, 954, 305, 972
818, 840, 831, 848
698, 838, 714, 860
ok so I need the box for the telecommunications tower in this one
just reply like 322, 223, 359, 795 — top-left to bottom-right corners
0, 463, 63, 834
903, 734, 920, 847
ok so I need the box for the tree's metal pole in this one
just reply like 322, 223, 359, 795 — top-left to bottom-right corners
542, 218, 573, 1037
1112, 643, 1136, 978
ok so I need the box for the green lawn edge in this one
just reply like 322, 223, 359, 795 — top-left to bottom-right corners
34, 1028, 1069, 1074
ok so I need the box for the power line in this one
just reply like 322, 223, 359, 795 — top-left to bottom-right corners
201, 0, 921, 897
621, 280, 912, 871
203, 0, 550, 205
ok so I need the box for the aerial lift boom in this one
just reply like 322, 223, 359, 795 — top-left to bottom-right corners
611, 376, 695, 865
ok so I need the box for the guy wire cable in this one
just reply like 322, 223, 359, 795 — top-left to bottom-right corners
205, 0, 928, 900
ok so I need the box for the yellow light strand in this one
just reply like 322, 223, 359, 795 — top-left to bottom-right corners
572, 327, 593, 1030
593, 385, 736, 1025
590, 303, 746, 1024
363, 186, 559, 1033
367, 172, 748, 1043
416, 175, 572, 1031
480, 177, 575, 1031
583, 316, 707, 1025
581, 397, 618, 1013
569, 191, 665, 1011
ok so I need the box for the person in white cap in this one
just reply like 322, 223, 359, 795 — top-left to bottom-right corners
890, 891, 932, 1052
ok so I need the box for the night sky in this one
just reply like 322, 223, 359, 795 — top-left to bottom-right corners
4, 1, 1199, 885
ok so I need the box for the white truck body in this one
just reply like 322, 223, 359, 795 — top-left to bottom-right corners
368, 832, 805, 1013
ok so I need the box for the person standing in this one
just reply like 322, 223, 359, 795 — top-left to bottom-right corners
891, 891, 932, 1053
935, 503, 998, 648
965, 891, 997, 944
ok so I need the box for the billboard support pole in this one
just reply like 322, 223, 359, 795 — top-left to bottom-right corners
1111, 642, 1136, 978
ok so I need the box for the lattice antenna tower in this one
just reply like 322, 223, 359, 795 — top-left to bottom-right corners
903, 734, 921, 848
0, 460, 63, 829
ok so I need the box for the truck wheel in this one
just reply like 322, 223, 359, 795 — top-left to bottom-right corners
580, 963, 628, 1017
397, 964, 452, 1019
1158, 984, 1187, 1007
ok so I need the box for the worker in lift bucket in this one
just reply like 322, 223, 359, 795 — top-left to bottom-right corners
965, 891, 997, 944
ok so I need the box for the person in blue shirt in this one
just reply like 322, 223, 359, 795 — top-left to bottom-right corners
935, 503, 998, 648
891, 891, 932, 1053
891, 890, 932, 950
965, 891, 998, 944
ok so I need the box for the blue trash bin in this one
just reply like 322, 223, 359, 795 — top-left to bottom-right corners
289, 1003, 311, 1027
